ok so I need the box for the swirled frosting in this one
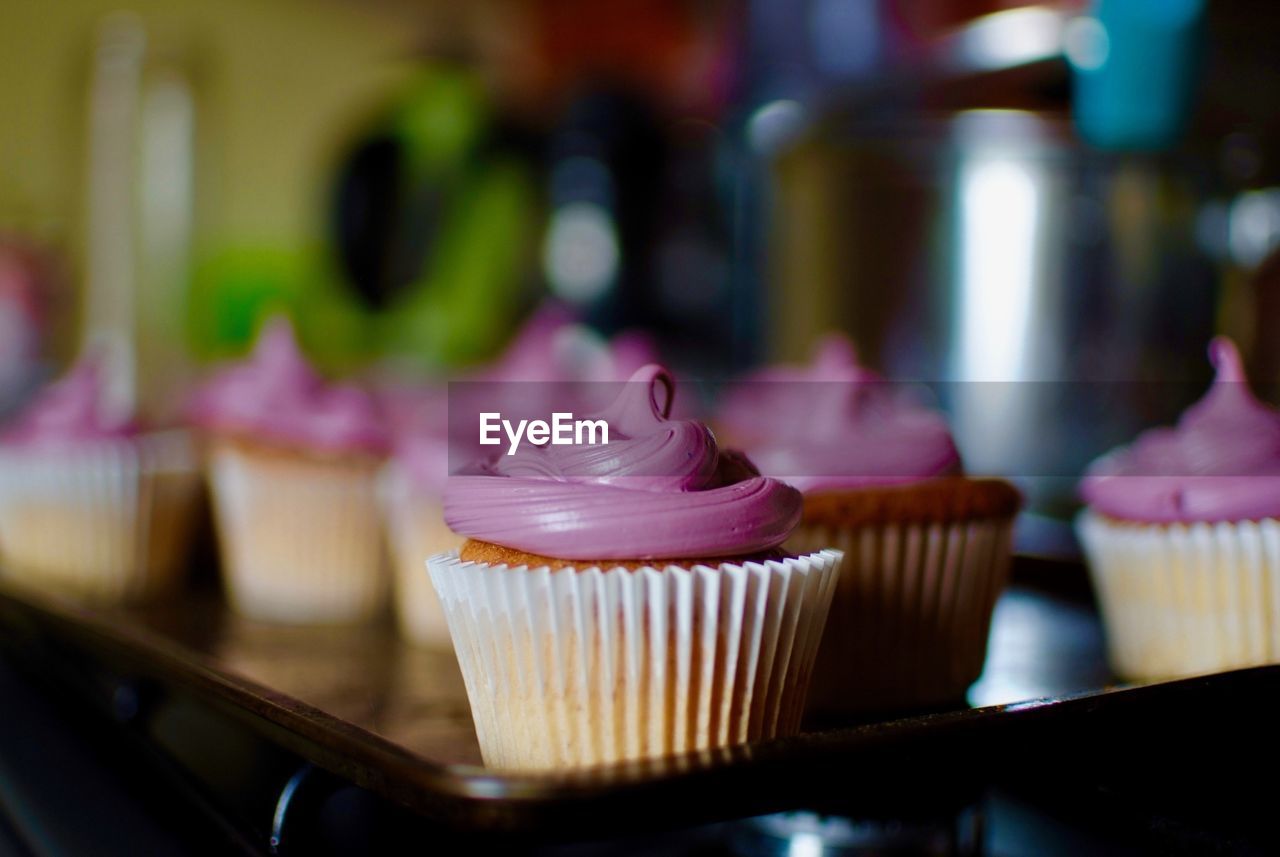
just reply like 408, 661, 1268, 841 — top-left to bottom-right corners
394, 429, 452, 496
385, 308, 661, 497
1081, 338, 1280, 523
189, 317, 389, 455
444, 365, 801, 559
719, 334, 961, 493
479, 304, 659, 384
1, 353, 137, 447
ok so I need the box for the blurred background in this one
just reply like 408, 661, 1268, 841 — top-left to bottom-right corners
5, 0, 1280, 553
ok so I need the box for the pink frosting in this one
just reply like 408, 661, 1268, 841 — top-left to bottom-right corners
477, 304, 657, 384
377, 382, 451, 494
1081, 338, 1280, 523
397, 432, 452, 496
719, 334, 961, 493
189, 317, 389, 455
444, 365, 802, 559
1, 353, 137, 447
385, 309, 662, 498
607, 329, 663, 382
478, 304, 577, 382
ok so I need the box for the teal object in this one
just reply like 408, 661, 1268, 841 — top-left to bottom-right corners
1071, 0, 1206, 151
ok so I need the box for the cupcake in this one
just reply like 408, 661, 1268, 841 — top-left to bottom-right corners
191, 318, 391, 624
0, 354, 201, 603
719, 335, 1021, 716
429, 365, 842, 770
381, 305, 660, 646
1079, 337, 1280, 681
381, 422, 458, 645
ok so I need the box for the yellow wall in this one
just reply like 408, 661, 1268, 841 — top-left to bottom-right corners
0, 0, 419, 261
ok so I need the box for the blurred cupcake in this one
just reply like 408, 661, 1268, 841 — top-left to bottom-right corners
0, 355, 201, 603
380, 305, 660, 646
1079, 338, 1280, 681
719, 335, 1021, 716
191, 318, 391, 624
463, 303, 663, 423
380, 419, 457, 646
429, 365, 841, 770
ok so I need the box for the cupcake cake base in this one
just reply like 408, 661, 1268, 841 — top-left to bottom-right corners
209, 438, 388, 625
1079, 511, 1280, 681
428, 547, 842, 770
0, 431, 202, 604
788, 478, 1020, 716
381, 466, 461, 646
458, 539, 791, 571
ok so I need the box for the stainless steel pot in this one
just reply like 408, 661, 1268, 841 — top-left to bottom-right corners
765, 108, 1222, 555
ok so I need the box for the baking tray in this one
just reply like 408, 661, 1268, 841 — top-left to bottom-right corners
1, 563, 1276, 850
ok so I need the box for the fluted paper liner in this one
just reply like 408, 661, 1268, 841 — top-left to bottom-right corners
0, 431, 201, 603
209, 443, 388, 624
787, 518, 1014, 715
1079, 511, 1280, 681
428, 549, 842, 770
379, 464, 461, 645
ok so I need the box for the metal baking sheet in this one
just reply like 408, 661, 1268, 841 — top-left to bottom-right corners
0, 566, 1264, 841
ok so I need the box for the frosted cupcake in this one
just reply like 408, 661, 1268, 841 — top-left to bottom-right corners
719, 335, 1021, 716
0, 355, 201, 603
429, 365, 842, 770
191, 318, 391, 624
381, 423, 457, 645
1079, 338, 1280, 681
381, 306, 660, 646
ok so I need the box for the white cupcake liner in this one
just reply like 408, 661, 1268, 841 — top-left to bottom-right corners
0, 431, 201, 603
427, 549, 843, 770
786, 517, 1014, 715
379, 464, 462, 646
208, 443, 388, 624
1078, 511, 1280, 681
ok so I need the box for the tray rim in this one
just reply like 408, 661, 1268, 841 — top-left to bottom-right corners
0, 581, 1249, 832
